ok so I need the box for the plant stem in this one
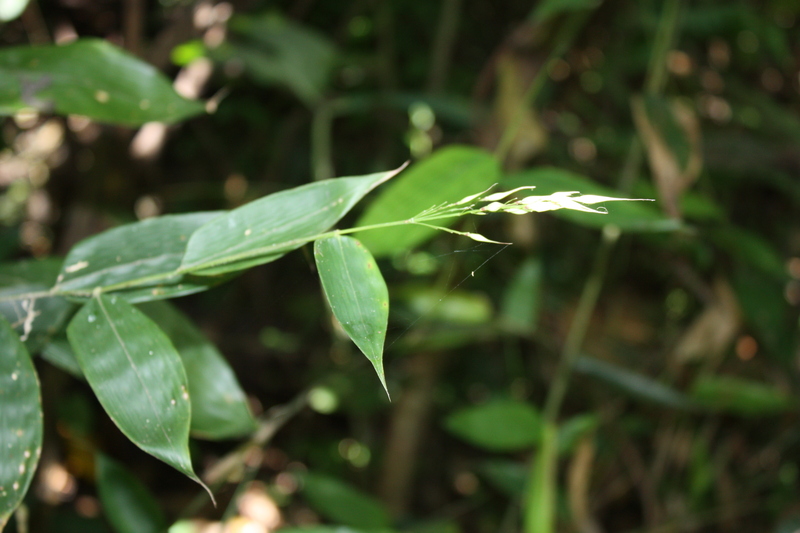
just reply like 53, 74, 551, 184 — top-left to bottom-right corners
528, 3, 682, 532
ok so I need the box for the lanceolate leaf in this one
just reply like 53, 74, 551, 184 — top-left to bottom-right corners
314, 235, 389, 394
0, 316, 42, 529
180, 166, 405, 276
66, 294, 209, 497
54, 212, 223, 302
0, 39, 204, 125
96, 453, 168, 533
355, 146, 500, 257
138, 301, 256, 439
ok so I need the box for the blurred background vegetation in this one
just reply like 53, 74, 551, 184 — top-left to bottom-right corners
1, 0, 799, 531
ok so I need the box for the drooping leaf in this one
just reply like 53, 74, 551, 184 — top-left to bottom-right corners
314, 235, 389, 394
0, 258, 75, 351
66, 294, 210, 497
355, 146, 500, 257
138, 300, 256, 439
54, 212, 224, 303
96, 453, 167, 533
502, 167, 681, 232
689, 375, 794, 417
0, 39, 204, 125
445, 399, 541, 452
298, 472, 391, 530
0, 316, 42, 529
215, 13, 338, 105
180, 166, 405, 276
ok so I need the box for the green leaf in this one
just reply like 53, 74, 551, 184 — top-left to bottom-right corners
137, 300, 256, 439
298, 472, 391, 530
524, 421, 558, 533
0, 258, 75, 351
574, 356, 694, 410
96, 453, 167, 533
355, 146, 500, 257
0, 316, 42, 529
0, 39, 204, 125
66, 294, 210, 498
499, 256, 542, 335
531, 0, 600, 23
478, 459, 528, 497
314, 235, 389, 394
710, 225, 788, 281
502, 168, 681, 232
40, 337, 83, 378
0, 0, 29, 22
216, 13, 338, 105
180, 166, 405, 276
689, 375, 794, 417
55, 212, 224, 302
445, 399, 541, 452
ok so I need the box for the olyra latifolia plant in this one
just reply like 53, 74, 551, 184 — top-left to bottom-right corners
0, 161, 650, 525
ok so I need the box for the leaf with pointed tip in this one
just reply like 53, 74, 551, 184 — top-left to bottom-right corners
96, 453, 167, 533
66, 294, 211, 499
314, 235, 389, 395
180, 166, 405, 276
138, 300, 256, 439
54, 212, 225, 303
0, 39, 204, 125
0, 316, 42, 529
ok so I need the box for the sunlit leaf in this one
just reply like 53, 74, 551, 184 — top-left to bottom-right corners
355, 146, 500, 256
298, 472, 391, 530
502, 168, 681, 232
138, 300, 256, 439
96, 453, 167, 533
66, 294, 210, 497
0, 316, 42, 529
0, 39, 204, 125
445, 399, 541, 452
314, 235, 389, 395
54, 212, 224, 302
180, 166, 405, 276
